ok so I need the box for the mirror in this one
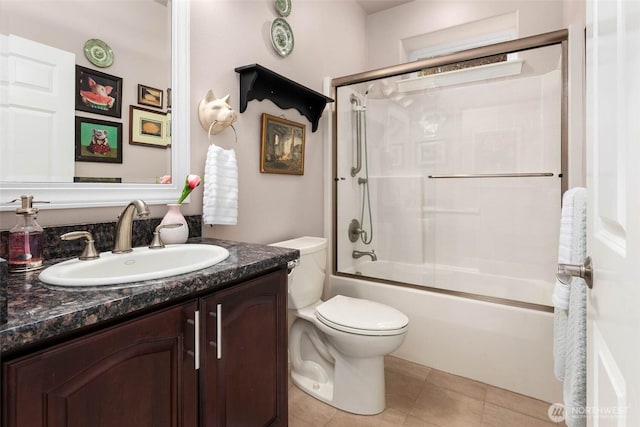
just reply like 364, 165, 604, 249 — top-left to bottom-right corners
0, 0, 190, 210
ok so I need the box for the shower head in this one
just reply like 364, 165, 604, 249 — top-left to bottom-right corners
365, 84, 375, 95
363, 84, 375, 108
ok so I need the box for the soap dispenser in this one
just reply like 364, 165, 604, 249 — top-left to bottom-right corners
7, 195, 47, 272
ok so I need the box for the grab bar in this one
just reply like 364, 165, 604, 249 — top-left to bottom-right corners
427, 172, 555, 179
350, 94, 362, 176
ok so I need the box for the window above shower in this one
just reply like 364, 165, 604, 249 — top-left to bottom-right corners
402, 11, 518, 63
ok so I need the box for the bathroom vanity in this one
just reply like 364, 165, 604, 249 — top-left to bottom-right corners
0, 238, 297, 427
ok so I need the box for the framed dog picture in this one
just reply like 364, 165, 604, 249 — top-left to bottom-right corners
260, 113, 306, 175
75, 116, 123, 163
75, 65, 123, 118
137, 84, 163, 109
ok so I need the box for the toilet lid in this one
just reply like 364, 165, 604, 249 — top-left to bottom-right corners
315, 295, 409, 336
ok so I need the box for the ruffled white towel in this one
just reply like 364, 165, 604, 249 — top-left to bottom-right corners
552, 193, 574, 310
553, 189, 575, 379
203, 144, 238, 225
552, 187, 587, 427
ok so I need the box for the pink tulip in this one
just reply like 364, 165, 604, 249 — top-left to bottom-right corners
159, 175, 172, 184
177, 174, 202, 204
187, 174, 201, 189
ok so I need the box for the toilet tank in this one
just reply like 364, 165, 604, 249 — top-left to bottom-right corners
270, 236, 327, 309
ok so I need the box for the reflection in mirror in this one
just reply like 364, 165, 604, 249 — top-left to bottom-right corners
1, 0, 170, 184
0, 0, 190, 209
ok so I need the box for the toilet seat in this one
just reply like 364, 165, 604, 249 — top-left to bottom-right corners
315, 295, 408, 336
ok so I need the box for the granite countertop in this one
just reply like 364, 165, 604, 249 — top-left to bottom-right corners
0, 238, 298, 355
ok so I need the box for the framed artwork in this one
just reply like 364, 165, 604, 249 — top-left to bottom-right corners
260, 113, 305, 175
167, 88, 172, 109
75, 116, 123, 163
75, 65, 123, 118
138, 84, 163, 109
129, 105, 171, 148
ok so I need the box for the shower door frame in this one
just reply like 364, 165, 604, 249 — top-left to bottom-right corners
330, 29, 569, 312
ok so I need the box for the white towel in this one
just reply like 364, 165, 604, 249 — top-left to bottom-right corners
552, 193, 575, 310
552, 282, 570, 310
552, 187, 587, 427
203, 144, 238, 225
553, 188, 579, 376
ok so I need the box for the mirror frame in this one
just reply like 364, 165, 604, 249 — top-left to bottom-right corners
0, 0, 190, 211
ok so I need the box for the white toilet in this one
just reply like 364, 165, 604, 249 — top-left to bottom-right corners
270, 236, 408, 415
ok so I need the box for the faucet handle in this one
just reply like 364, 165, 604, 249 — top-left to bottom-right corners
149, 223, 183, 249
61, 231, 100, 260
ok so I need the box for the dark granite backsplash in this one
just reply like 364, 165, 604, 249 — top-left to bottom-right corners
0, 215, 201, 262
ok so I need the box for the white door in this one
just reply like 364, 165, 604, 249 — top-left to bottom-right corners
0, 34, 75, 182
586, 1, 640, 425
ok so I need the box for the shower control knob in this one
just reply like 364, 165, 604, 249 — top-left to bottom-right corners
348, 219, 363, 242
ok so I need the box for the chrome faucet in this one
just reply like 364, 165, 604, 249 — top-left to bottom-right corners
352, 249, 377, 261
113, 200, 150, 253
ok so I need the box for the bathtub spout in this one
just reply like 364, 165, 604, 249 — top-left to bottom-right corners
352, 250, 377, 261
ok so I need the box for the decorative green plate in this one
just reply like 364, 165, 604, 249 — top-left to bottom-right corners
270, 18, 294, 57
274, 0, 291, 17
83, 39, 114, 68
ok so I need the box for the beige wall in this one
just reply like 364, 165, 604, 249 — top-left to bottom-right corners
190, 0, 367, 245
0, 1, 368, 245
1, 0, 585, 246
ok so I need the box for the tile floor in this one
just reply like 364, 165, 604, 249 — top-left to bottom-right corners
288, 356, 564, 427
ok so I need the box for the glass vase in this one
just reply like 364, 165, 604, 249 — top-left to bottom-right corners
159, 203, 189, 244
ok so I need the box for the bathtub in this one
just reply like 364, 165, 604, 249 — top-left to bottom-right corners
329, 271, 563, 403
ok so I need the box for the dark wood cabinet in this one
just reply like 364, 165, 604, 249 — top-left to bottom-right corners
2, 301, 199, 427
200, 271, 288, 427
2, 269, 287, 427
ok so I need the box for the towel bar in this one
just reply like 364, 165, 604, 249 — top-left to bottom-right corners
556, 256, 593, 289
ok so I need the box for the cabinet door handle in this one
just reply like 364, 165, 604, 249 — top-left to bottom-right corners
187, 311, 200, 370
208, 304, 222, 359
187, 310, 200, 371
216, 304, 222, 360
194, 310, 200, 370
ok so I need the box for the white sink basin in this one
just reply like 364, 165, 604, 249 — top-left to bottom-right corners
39, 244, 230, 287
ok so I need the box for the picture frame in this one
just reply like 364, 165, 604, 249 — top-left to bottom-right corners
75, 65, 122, 118
260, 113, 305, 175
74, 177, 122, 183
75, 116, 123, 163
129, 105, 171, 148
137, 84, 163, 109
167, 88, 172, 109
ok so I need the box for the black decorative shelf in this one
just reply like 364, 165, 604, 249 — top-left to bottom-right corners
235, 64, 334, 132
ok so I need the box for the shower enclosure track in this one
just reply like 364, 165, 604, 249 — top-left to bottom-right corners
428, 172, 556, 179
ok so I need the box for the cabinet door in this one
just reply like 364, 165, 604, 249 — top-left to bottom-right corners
201, 270, 288, 427
2, 302, 199, 427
